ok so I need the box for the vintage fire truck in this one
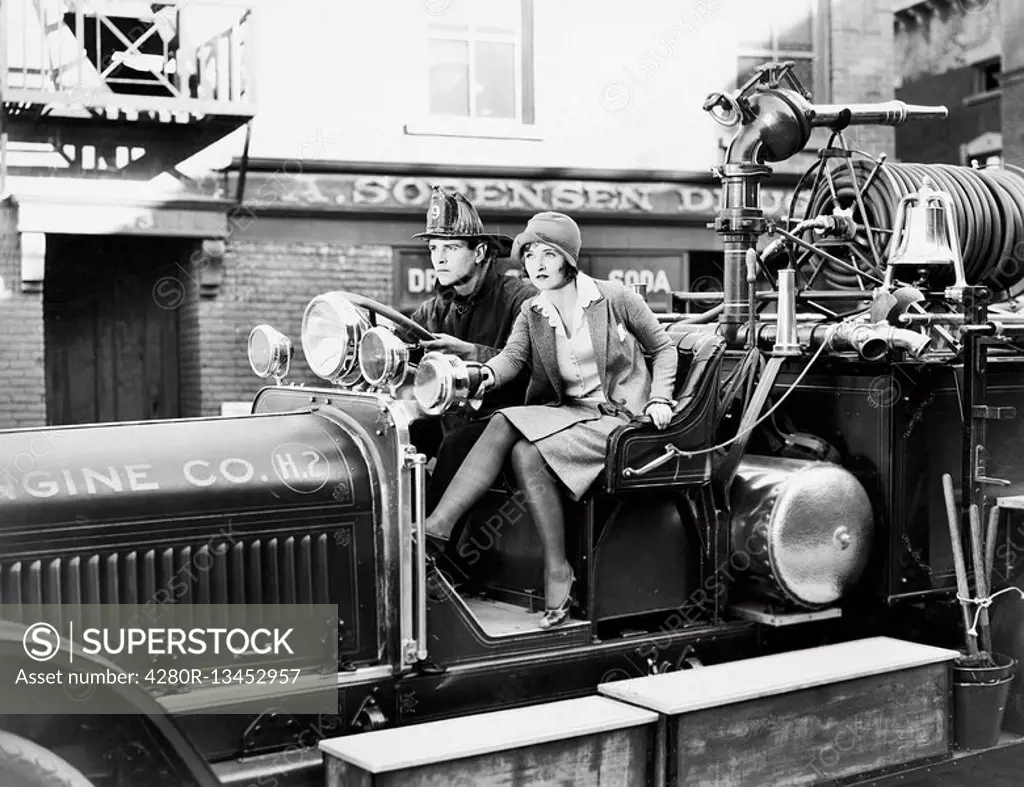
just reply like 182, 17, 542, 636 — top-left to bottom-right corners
4, 63, 1024, 786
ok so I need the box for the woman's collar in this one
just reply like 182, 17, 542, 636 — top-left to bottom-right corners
575, 272, 601, 309
531, 272, 602, 328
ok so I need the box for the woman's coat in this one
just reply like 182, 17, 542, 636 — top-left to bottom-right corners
486, 278, 678, 418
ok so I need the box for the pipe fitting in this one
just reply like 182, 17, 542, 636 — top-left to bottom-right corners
828, 324, 889, 363
820, 322, 931, 361
877, 326, 933, 359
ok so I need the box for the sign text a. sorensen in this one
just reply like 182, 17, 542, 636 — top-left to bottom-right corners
232, 172, 794, 218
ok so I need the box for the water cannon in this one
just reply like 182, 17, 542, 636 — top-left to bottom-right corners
703, 61, 948, 342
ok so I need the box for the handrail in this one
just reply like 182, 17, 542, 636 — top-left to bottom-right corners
2, 0, 255, 108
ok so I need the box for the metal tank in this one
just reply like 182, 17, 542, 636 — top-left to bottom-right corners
729, 456, 875, 609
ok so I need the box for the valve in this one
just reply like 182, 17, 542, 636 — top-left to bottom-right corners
702, 60, 812, 129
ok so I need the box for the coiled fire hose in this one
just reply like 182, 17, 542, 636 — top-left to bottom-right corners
793, 160, 1024, 300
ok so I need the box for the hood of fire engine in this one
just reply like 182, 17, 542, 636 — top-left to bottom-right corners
0, 410, 374, 529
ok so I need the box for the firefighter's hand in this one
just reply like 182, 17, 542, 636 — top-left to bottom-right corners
645, 402, 673, 430
419, 333, 476, 359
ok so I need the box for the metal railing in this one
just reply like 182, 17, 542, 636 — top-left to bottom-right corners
1, 0, 255, 110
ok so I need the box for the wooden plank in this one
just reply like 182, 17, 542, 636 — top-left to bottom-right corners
318, 696, 657, 774
65, 279, 97, 425
145, 282, 164, 420
43, 283, 69, 426
113, 254, 143, 422
160, 261, 181, 418
668, 663, 950, 787
95, 275, 117, 424
325, 759, 372, 787
325, 727, 652, 787
599, 637, 959, 715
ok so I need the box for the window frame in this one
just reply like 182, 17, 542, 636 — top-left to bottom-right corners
963, 56, 1002, 108
405, 0, 539, 140
734, 0, 830, 103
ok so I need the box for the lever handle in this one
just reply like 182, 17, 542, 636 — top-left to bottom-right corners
622, 443, 686, 478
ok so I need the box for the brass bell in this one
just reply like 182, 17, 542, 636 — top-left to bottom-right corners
884, 176, 966, 290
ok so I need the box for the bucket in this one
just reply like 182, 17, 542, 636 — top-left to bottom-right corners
952, 653, 1018, 750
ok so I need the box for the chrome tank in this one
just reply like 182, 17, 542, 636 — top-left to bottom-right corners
730, 456, 874, 608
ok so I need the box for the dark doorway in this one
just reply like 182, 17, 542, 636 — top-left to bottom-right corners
43, 234, 192, 426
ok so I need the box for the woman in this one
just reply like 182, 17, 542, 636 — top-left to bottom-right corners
424, 211, 677, 628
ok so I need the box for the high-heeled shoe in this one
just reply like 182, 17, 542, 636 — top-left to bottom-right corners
424, 533, 449, 562
539, 569, 576, 629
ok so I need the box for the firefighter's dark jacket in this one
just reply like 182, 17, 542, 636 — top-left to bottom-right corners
411, 262, 537, 414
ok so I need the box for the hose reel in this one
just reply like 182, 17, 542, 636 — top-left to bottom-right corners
785, 149, 1024, 303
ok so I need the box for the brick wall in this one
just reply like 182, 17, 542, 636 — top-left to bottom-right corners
1002, 0, 1024, 167
829, 0, 896, 159
896, 67, 1002, 164
894, 0, 1000, 85
186, 239, 393, 418
0, 205, 46, 428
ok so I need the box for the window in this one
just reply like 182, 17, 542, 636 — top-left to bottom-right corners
426, 0, 534, 123
735, 0, 821, 98
975, 58, 1001, 94
961, 132, 1003, 169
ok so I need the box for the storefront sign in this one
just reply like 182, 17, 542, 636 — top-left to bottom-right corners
232, 172, 794, 218
396, 251, 682, 313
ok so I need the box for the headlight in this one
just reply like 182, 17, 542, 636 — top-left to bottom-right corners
301, 292, 368, 383
358, 326, 409, 388
248, 325, 293, 381
413, 352, 485, 415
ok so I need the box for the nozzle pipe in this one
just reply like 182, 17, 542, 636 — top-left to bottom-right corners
808, 100, 948, 128
722, 90, 947, 168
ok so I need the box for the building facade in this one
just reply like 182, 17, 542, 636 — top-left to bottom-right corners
893, 0, 1004, 167
0, 0, 897, 427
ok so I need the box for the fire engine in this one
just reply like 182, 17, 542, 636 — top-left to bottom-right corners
3, 62, 1024, 786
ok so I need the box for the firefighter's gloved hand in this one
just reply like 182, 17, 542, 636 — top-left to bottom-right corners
420, 333, 476, 359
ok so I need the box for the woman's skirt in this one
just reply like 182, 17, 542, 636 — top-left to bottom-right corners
497, 400, 630, 500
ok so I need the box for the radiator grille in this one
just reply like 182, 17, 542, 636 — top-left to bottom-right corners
0, 533, 336, 611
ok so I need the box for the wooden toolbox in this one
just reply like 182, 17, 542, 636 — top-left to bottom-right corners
599, 636, 960, 786
319, 694, 659, 786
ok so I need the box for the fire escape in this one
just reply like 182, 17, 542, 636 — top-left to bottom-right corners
0, 0, 256, 181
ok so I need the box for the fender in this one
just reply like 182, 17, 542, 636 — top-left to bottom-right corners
0, 621, 220, 787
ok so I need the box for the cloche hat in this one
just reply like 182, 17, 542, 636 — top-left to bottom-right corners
511, 211, 582, 269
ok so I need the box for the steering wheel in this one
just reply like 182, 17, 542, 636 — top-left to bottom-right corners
338, 291, 437, 343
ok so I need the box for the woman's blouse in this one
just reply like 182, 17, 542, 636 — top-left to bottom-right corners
532, 273, 607, 403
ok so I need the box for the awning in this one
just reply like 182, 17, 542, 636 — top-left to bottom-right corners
3, 180, 231, 238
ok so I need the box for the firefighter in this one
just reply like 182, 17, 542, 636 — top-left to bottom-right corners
408, 186, 537, 543
424, 211, 676, 628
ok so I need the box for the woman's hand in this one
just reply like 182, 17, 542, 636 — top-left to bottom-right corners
645, 402, 673, 430
476, 365, 496, 396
